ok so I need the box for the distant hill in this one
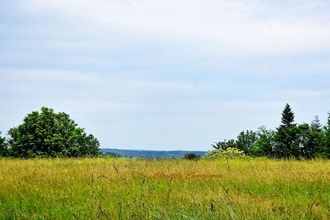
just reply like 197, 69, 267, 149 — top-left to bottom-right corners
101, 148, 207, 159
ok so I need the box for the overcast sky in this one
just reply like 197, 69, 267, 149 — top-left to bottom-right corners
0, 0, 330, 150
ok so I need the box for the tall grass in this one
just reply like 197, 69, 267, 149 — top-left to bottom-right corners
0, 158, 329, 219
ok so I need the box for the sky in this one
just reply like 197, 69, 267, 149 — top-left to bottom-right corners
0, 0, 330, 150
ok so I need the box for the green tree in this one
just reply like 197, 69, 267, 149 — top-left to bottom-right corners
0, 132, 8, 157
274, 104, 300, 158
8, 107, 100, 158
250, 126, 275, 157
236, 130, 257, 155
309, 117, 324, 157
322, 112, 330, 158
212, 139, 236, 150
297, 119, 323, 159
311, 115, 322, 131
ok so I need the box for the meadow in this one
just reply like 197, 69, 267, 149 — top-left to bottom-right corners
0, 158, 329, 219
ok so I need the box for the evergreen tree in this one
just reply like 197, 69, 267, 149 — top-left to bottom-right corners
311, 115, 322, 131
274, 104, 300, 158
280, 104, 295, 128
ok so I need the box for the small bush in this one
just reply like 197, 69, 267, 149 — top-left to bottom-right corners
204, 147, 247, 159
183, 152, 201, 160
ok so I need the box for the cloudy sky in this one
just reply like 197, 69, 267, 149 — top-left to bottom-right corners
0, 0, 329, 150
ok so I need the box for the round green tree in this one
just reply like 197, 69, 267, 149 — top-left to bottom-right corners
8, 107, 100, 158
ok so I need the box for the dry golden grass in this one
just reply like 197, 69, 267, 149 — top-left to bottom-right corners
0, 158, 329, 219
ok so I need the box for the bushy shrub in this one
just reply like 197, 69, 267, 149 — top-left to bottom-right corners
183, 152, 201, 160
204, 147, 247, 159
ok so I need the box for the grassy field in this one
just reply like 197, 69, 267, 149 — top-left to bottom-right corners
0, 158, 329, 219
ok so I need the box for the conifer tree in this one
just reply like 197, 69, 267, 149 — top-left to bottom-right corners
274, 104, 300, 158
280, 104, 295, 128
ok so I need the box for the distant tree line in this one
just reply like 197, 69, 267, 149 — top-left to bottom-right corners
212, 104, 330, 159
0, 107, 100, 158
1, 104, 329, 159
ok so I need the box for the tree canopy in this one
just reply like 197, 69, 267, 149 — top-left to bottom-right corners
8, 107, 100, 158
212, 104, 330, 159
0, 132, 8, 157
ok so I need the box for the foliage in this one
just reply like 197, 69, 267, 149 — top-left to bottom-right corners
236, 130, 257, 155
212, 139, 236, 151
8, 107, 100, 158
250, 126, 275, 157
204, 147, 247, 159
0, 132, 8, 157
212, 104, 330, 159
183, 152, 201, 160
280, 103, 295, 127
321, 112, 330, 158
298, 118, 323, 159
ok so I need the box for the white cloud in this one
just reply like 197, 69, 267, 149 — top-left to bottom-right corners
0, 68, 208, 111
1, 1, 330, 150
16, 0, 330, 54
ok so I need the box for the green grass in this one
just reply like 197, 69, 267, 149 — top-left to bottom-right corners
0, 158, 329, 219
